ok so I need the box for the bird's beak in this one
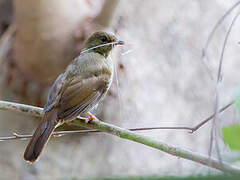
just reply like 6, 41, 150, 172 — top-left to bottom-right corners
115, 40, 124, 45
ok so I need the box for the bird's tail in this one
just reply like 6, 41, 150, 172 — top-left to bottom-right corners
24, 109, 58, 162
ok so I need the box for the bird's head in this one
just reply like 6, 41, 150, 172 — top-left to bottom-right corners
82, 31, 124, 58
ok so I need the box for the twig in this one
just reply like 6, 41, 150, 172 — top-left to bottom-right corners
209, 11, 240, 163
0, 100, 240, 174
202, 1, 240, 61
0, 127, 193, 142
0, 100, 43, 117
200, 3, 240, 161
201, 1, 240, 80
216, 12, 240, 83
0, 132, 32, 141
190, 100, 234, 133
0, 100, 234, 138
0, 105, 235, 141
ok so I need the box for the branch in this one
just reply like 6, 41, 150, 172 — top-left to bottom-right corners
0, 100, 234, 141
0, 127, 191, 141
0, 99, 233, 141
190, 101, 234, 133
0, 100, 239, 174
0, 100, 234, 135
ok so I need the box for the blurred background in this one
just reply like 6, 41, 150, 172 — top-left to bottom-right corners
0, 0, 240, 179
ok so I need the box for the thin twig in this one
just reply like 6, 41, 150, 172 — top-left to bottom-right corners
202, 1, 240, 60
209, 11, 240, 163
81, 41, 123, 54
190, 100, 234, 133
0, 99, 234, 139
0, 115, 236, 141
0, 100, 239, 174
201, 1, 240, 80
216, 12, 240, 83
200, 3, 240, 161
0, 127, 193, 142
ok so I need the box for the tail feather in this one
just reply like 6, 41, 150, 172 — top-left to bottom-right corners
24, 109, 58, 162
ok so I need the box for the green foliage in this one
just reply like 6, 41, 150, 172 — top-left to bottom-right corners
222, 125, 240, 150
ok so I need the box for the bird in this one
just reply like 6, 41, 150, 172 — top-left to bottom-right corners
24, 31, 124, 162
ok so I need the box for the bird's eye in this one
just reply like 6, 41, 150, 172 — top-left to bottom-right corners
101, 36, 108, 42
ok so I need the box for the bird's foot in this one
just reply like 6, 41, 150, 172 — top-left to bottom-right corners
77, 112, 94, 123
85, 112, 95, 124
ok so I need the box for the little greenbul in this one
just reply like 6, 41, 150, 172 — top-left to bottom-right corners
24, 31, 124, 162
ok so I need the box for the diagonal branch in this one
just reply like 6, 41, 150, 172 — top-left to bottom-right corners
0, 100, 234, 135
190, 100, 234, 133
0, 99, 234, 141
0, 100, 239, 174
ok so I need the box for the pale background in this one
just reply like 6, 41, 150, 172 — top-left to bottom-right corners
0, 0, 240, 179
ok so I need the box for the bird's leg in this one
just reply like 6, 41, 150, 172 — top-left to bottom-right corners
77, 112, 95, 124
86, 112, 95, 123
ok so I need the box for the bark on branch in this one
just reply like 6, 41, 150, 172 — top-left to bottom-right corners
0, 100, 239, 175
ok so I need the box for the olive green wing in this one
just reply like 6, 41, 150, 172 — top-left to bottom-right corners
43, 73, 68, 113
57, 74, 110, 120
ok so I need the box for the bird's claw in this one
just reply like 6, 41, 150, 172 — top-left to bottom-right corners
85, 112, 95, 124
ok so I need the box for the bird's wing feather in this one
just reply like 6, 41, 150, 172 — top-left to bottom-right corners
43, 73, 68, 112
57, 74, 109, 120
